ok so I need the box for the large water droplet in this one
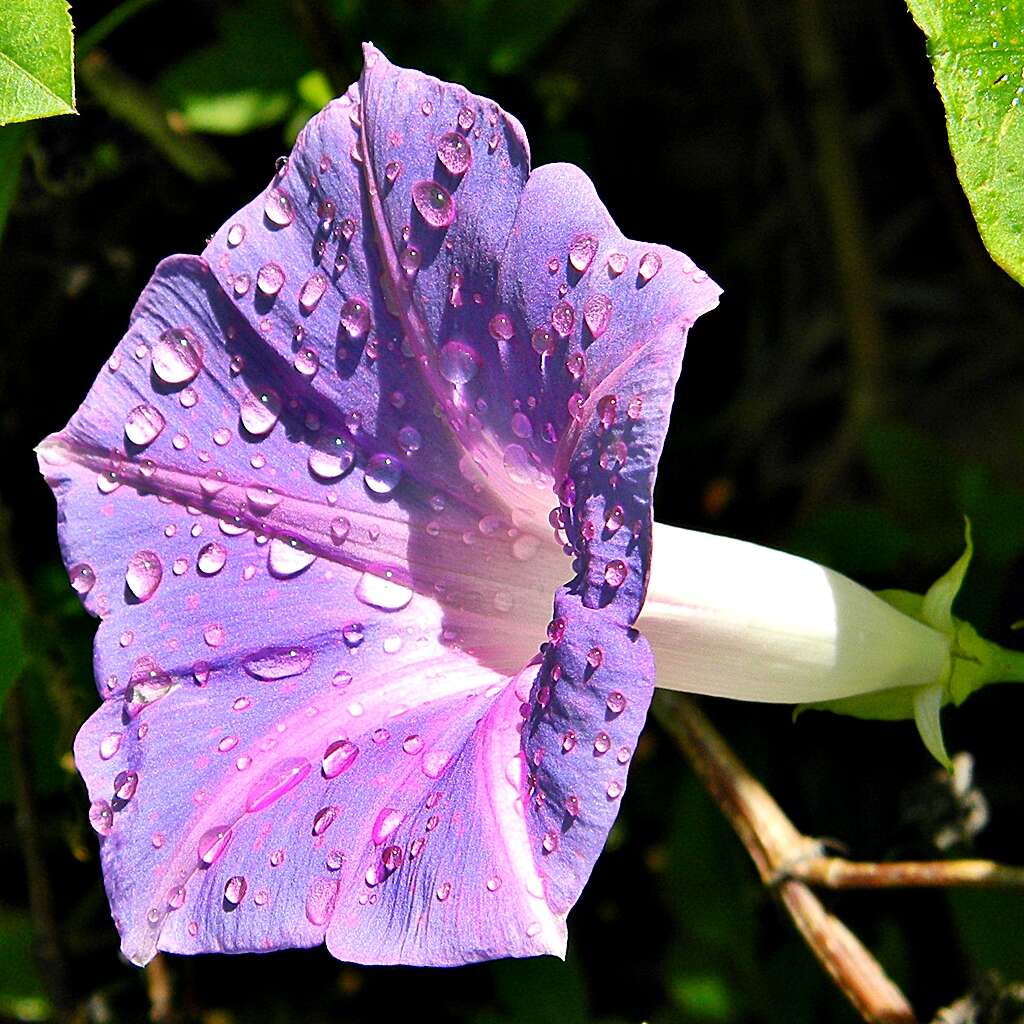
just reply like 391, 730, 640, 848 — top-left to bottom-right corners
223, 875, 247, 907
321, 739, 358, 778
114, 770, 139, 802
550, 301, 575, 339
603, 559, 628, 588
488, 313, 514, 341
264, 189, 294, 227
70, 563, 96, 595
153, 328, 204, 385
126, 550, 162, 602
339, 297, 371, 340
638, 251, 662, 282
568, 233, 598, 272
245, 757, 311, 812
198, 825, 233, 866
244, 646, 314, 680
606, 252, 628, 276
268, 536, 316, 577
437, 131, 472, 175
438, 340, 480, 384
411, 180, 456, 229
197, 542, 227, 575
312, 805, 338, 836
305, 877, 340, 926
89, 799, 113, 836
240, 388, 281, 437
308, 437, 355, 480
355, 565, 413, 611
363, 453, 402, 495
125, 405, 165, 447
583, 294, 612, 339
371, 807, 405, 845
299, 272, 328, 314
256, 262, 286, 296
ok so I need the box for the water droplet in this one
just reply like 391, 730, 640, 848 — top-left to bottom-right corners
436, 881, 452, 901
312, 805, 338, 836
638, 251, 662, 282
268, 536, 317, 576
196, 542, 227, 576
542, 830, 560, 853
226, 223, 245, 247
244, 646, 314, 680
371, 807, 404, 845
99, 732, 121, 760
308, 437, 355, 480
203, 623, 226, 647
597, 395, 617, 430
551, 301, 575, 339
342, 622, 364, 647
400, 245, 421, 276
561, 730, 577, 753
568, 233, 598, 272
437, 131, 472, 175
384, 159, 402, 183
305, 877, 341, 926
125, 404, 165, 447
607, 780, 623, 799
604, 559, 628, 588
198, 825, 232, 866
97, 469, 121, 493
126, 550, 162, 602
153, 328, 204, 385
223, 875, 247, 907
70, 563, 96, 595
257, 262, 286, 297
439, 340, 480, 384
593, 731, 611, 754
339, 297, 370, 340
411, 180, 456, 229
240, 388, 282, 437
329, 517, 351, 544
528, 327, 554, 358
402, 735, 424, 755
294, 347, 320, 377
89, 799, 113, 836
217, 735, 238, 752
245, 757, 311, 812
125, 661, 172, 716
587, 646, 604, 670
607, 252, 628, 276
355, 565, 413, 610
421, 99, 433, 116
564, 794, 580, 817
583, 294, 612, 339
264, 189, 294, 227
321, 740, 359, 778
421, 751, 451, 778
114, 769, 139, 802
299, 272, 328, 314
363, 452, 402, 495
606, 691, 627, 715
488, 313, 514, 341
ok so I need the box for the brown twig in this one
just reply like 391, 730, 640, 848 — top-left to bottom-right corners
654, 692, 916, 1024
786, 856, 1024, 890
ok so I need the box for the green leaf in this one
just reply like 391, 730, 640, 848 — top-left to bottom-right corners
907, 0, 1024, 285
0, 0, 76, 125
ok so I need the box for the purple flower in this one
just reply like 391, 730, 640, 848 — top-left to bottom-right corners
37, 45, 721, 966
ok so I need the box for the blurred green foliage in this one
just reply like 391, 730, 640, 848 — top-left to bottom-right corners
1, 0, 1023, 1021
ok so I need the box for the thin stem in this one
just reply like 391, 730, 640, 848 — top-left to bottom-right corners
787, 857, 1024, 890
5, 685, 72, 1019
654, 692, 916, 1024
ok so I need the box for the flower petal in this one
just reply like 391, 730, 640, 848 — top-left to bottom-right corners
39, 46, 721, 966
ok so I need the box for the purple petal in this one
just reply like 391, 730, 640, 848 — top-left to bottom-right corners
38, 45, 719, 966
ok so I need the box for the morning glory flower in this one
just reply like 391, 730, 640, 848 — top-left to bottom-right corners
37, 46, 1008, 969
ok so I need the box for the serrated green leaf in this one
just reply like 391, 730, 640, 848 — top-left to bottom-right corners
907, 0, 1024, 285
0, 0, 76, 125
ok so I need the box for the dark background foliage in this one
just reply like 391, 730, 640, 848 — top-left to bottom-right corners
1, 0, 1023, 1021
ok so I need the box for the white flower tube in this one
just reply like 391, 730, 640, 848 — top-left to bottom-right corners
641, 523, 951, 704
